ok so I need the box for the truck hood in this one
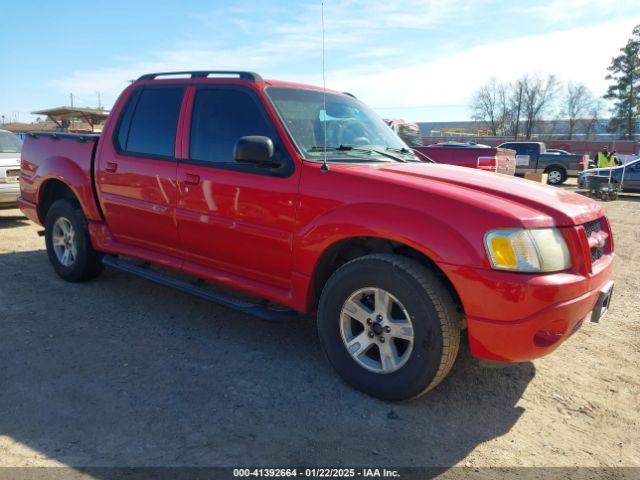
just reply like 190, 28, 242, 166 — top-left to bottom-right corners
359, 163, 603, 227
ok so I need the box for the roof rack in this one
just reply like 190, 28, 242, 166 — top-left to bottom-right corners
137, 71, 263, 82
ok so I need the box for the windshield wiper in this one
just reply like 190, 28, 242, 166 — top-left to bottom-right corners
385, 147, 422, 162
309, 145, 408, 162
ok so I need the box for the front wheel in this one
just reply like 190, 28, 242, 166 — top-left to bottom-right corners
317, 254, 461, 401
45, 199, 103, 282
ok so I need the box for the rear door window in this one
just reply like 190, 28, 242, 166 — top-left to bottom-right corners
118, 87, 184, 159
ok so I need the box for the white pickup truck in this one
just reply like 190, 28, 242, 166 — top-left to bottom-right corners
0, 129, 22, 207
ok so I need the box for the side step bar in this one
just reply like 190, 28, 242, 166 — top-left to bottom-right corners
102, 255, 298, 322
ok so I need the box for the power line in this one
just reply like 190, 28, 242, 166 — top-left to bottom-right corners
373, 104, 468, 110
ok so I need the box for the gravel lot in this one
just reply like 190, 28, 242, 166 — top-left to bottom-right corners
0, 187, 639, 470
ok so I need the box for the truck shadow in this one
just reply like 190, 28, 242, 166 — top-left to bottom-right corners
0, 250, 534, 471
616, 193, 640, 202
0, 213, 29, 229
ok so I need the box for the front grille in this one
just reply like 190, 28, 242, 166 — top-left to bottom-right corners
583, 219, 605, 264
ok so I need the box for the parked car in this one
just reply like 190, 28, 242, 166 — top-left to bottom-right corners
413, 142, 516, 175
0, 129, 22, 207
497, 141, 589, 185
578, 158, 640, 192
19, 71, 614, 401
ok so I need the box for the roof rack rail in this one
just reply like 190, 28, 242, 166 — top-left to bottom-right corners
137, 71, 263, 82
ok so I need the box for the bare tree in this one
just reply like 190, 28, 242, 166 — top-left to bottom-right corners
520, 74, 561, 139
563, 82, 594, 139
470, 78, 504, 135
584, 99, 604, 139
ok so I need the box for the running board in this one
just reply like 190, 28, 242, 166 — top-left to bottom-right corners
102, 255, 298, 322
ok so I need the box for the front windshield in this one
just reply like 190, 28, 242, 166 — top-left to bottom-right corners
0, 131, 22, 153
266, 87, 415, 162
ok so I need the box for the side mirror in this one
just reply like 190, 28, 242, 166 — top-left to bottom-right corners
234, 136, 280, 167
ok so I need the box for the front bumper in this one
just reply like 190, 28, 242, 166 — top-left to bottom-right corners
0, 183, 20, 206
440, 254, 614, 362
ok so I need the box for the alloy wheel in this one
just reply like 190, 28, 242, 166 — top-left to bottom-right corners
52, 217, 77, 267
339, 287, 414, 374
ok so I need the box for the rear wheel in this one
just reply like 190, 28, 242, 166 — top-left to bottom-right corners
44, 199, 103, 282
546, 167, 567, 185
317, 254, 461, 401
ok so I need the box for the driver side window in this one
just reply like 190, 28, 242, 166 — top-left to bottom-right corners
190, 88, 278, 164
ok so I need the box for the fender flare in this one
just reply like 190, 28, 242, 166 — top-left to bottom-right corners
293, 202, 484, 277
35, 156, 102, 222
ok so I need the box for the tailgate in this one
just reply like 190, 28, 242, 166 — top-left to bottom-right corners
0, 154, 21, 183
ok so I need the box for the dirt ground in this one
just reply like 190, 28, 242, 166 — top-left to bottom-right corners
0, 185, 639, 471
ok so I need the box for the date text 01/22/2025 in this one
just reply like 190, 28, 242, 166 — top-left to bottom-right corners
233, 468, 400, 478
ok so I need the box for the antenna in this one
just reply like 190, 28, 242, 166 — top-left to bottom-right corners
320, 1, 329, 172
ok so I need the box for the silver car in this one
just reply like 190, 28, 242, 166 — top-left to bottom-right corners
0, 129, 22, 207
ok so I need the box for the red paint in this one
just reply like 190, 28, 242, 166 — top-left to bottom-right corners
19, 74, 614, 363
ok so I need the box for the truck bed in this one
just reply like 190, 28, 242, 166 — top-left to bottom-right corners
19, 132, 101, 223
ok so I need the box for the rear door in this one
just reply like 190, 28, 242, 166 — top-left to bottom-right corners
95, 85, 185, 256
175, 84, 299, 289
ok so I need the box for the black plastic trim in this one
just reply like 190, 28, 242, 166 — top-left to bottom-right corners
102, 255, 298, 322
137, 70, 263, 82
27, 132, 99, 143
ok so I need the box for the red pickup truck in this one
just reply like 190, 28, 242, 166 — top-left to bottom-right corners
19, 71, 614, 401
413, 142, 516, 175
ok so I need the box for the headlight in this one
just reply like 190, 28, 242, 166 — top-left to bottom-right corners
485, 228, 571, 272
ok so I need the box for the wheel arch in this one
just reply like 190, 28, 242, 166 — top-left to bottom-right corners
38, 179, 80, 223
33, 155, 102, 224
544, 164, 567, 174
308, 235, 465, 320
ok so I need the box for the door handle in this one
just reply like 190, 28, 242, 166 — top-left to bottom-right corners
105, 162, 118, 173
183, 173, 200, 186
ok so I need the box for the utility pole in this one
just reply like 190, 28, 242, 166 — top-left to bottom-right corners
70, 93, 74, 131
97, 92, 102, 109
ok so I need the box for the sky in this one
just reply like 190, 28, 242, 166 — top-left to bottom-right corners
1, 0, 639, 123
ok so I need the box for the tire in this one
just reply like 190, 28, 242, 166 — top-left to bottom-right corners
546, 167, 567, 185
317, 254, 461, 401
44, 199, 103, 282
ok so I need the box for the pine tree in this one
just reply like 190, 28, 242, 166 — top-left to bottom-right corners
604, 25, 640, 139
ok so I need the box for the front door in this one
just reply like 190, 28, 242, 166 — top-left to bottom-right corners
96, 85, 185, 256
176, 85, 299, 289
